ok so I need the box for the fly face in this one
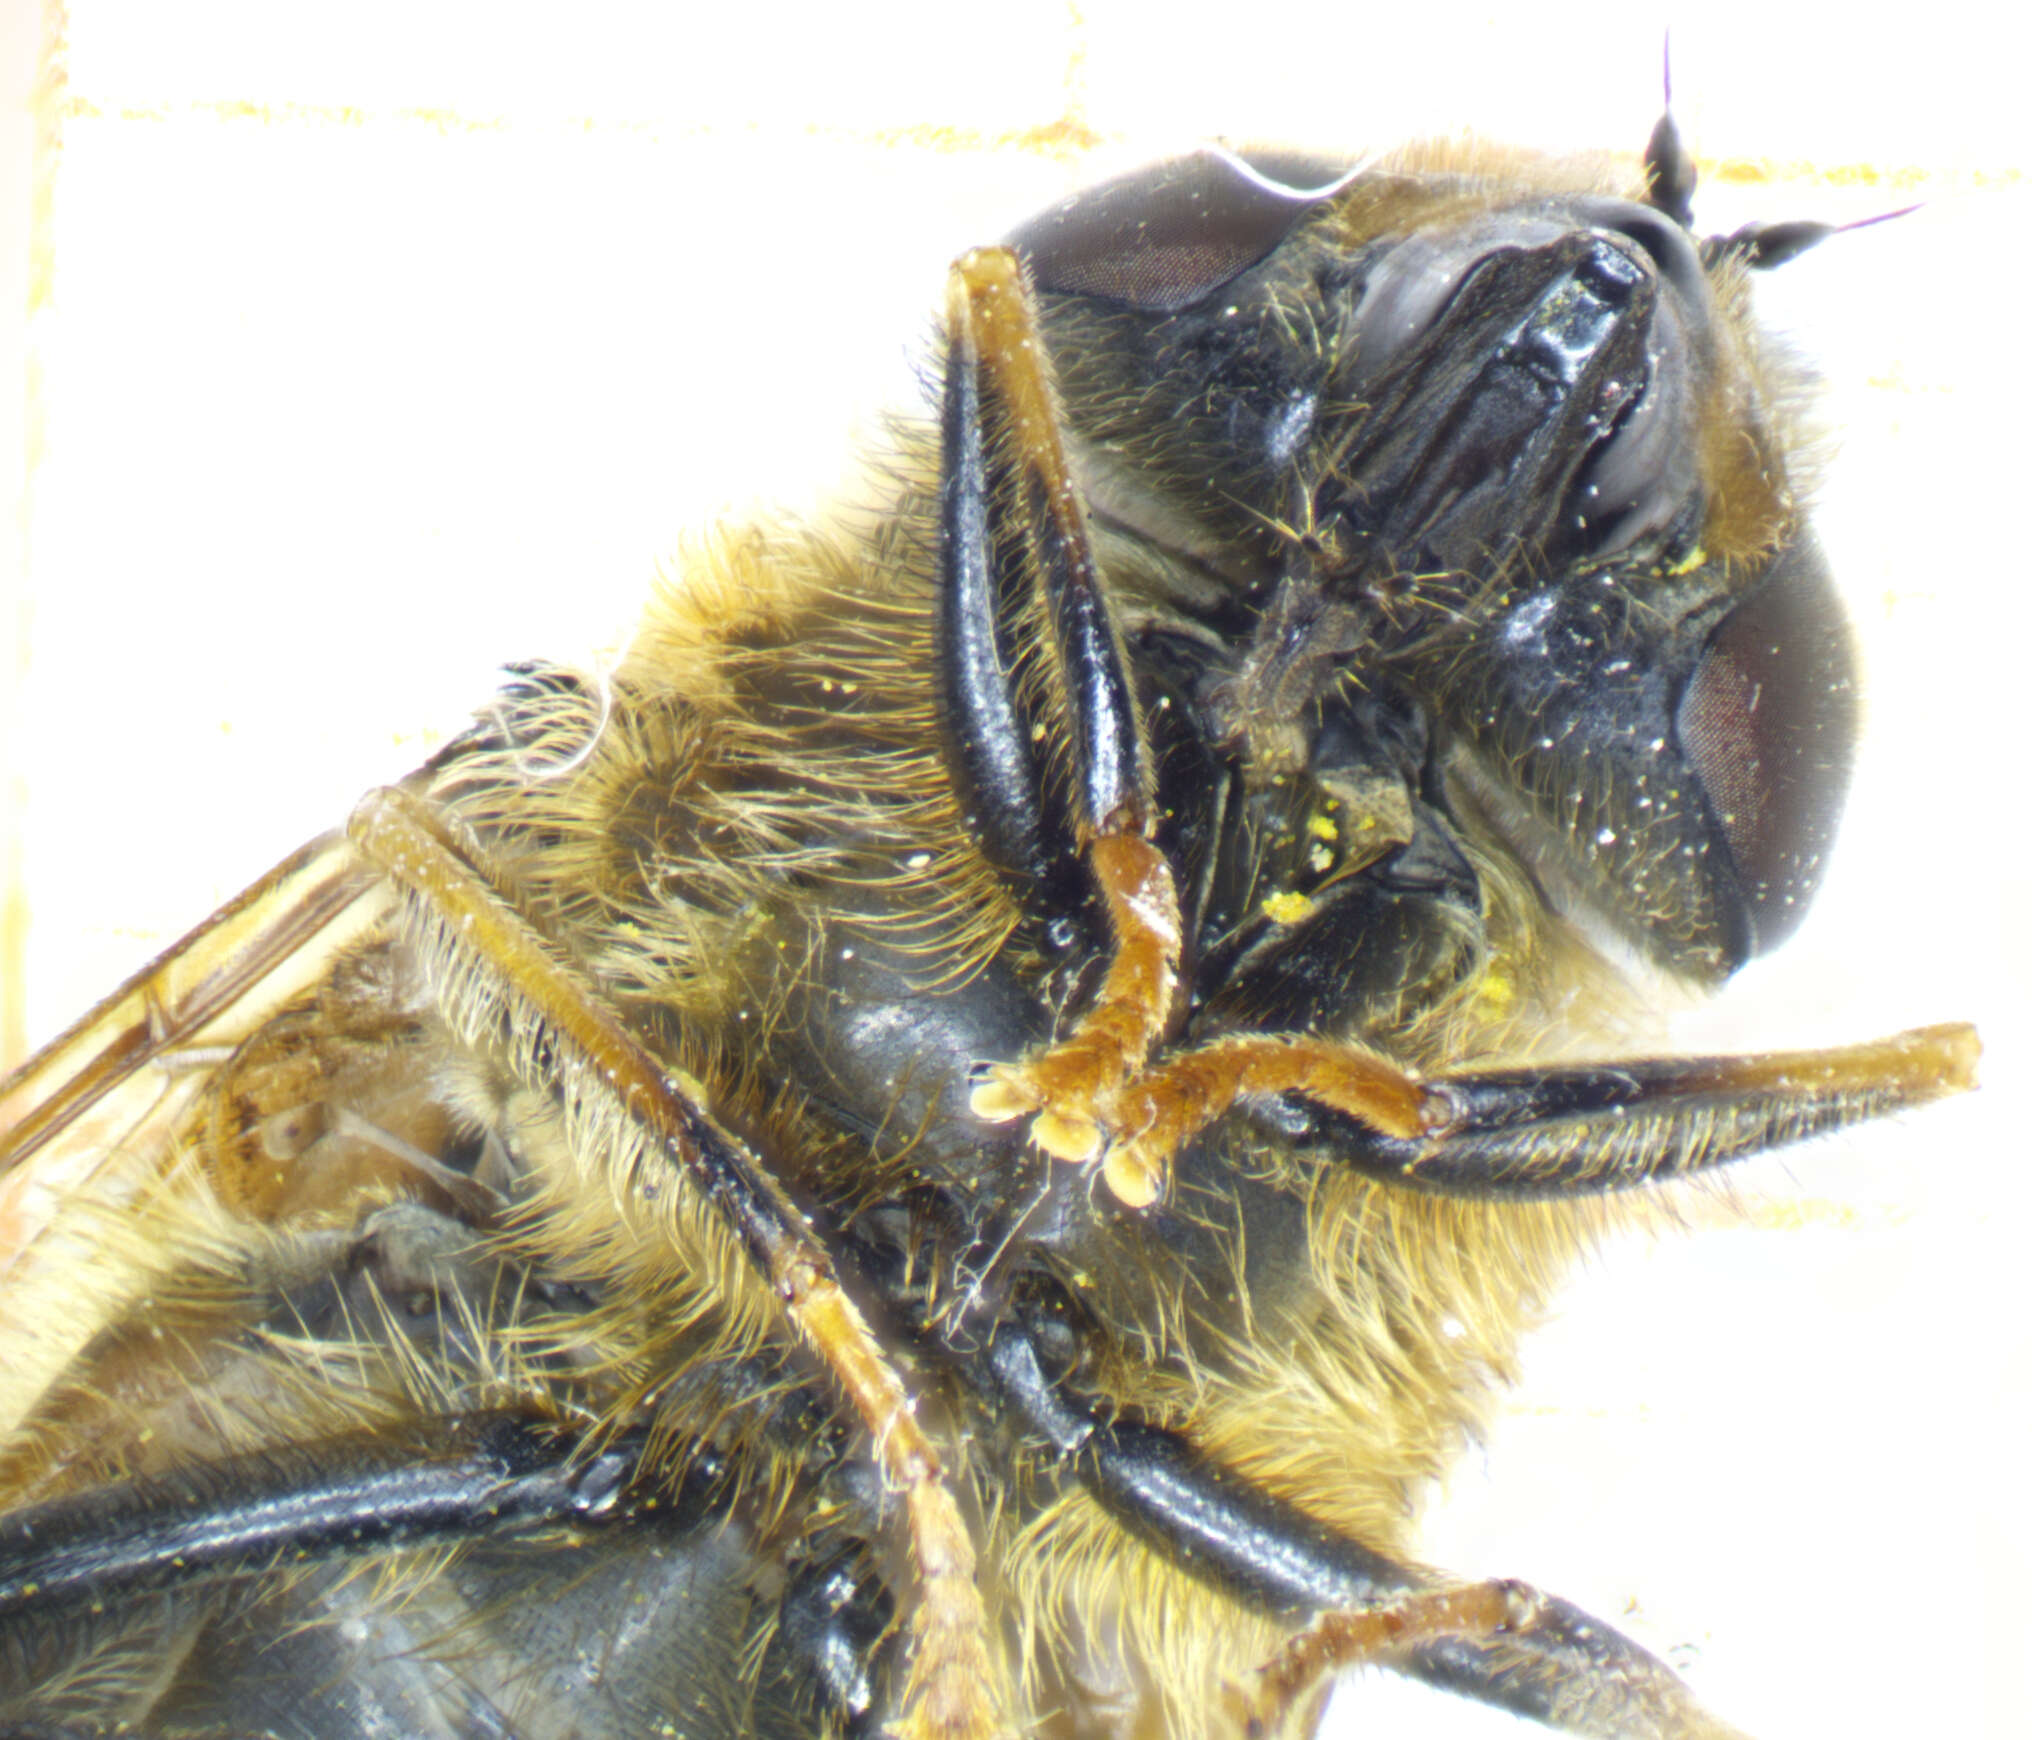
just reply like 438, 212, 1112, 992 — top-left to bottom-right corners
1015, 145, 1853, 992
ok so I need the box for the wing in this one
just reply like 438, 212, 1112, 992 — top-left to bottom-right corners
0, 831, 392, 1439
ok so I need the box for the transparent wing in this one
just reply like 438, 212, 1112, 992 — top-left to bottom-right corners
0, 831, 390, 1437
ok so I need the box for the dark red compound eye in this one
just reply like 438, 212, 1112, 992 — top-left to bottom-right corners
1008, 147, 1356, 313
1676, 538, 1859, 957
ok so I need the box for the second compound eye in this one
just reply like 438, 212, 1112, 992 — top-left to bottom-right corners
1008, 147, 1356, 314
1676, 536, 1859, 958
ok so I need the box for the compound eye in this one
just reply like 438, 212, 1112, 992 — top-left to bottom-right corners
1675, 539, 1858, 957
1007, 147, 1354, 313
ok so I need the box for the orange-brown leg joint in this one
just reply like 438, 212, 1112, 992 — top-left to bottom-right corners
949, 247, 1177, 1203
1227, 1584, 1532, 1736
1232, 1579, 1752, 1740
955, 247, 1062, 472
792, 1277, 1005, 1740
1105, 1035, 1428, 1208
970, 831, 1181, 1167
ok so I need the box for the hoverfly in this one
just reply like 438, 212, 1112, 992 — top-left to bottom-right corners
0, 51, 1984, 1740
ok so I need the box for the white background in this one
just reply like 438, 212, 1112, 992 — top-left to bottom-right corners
0, 3, 2023, 1735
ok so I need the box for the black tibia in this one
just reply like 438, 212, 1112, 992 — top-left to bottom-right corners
943, 250, 1185, 1186
984, 1323, 1402, 1606
1408, 1601, 1750, 1740
0, 1414, 658, 1623
939, 265, 1058, 890
939, 248, 1150, 895
1274, 1023, 1980, 1200
983, 1310, 1730, 1737
0, 1421, 890, 1740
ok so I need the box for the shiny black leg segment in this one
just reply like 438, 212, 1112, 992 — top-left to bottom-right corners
1406, 1608, 1737, 1739
937, 252, 1151, 911
984, 1306, 1730, 1736
938, 269, 1063, 890
986, 1325, 1402, 1607
0, 1413, 669, 1623
1093, 1411, 1402, 1609
0, 1411, 898, 1740
1277, 1022, 1976, 1200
